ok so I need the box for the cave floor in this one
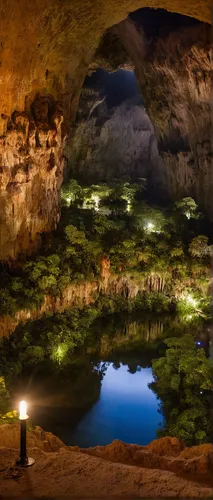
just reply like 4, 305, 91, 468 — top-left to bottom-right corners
0, 447, 212, 498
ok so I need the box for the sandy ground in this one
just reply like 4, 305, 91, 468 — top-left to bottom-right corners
0, 426, 213, 498
0, 446, 213, 498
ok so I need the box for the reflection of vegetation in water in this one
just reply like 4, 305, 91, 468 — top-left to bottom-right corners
150, 335, 213, 445
0, 295, 211, 445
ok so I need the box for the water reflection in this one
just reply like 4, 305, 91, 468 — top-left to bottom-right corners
6, 312, 209, 447
69, 363, 162, 447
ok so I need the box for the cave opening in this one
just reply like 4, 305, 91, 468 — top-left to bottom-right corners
0, 4, 213, 475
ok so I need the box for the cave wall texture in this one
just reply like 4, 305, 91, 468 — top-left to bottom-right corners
102, 18, 212, 208
0, 0, 212, 261
70, 91, 159, 183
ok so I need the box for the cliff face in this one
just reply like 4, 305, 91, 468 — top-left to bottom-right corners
71, 92, 159, 182
112, 20, 212, 211
0, 95, 67, 261
0, 257, 170, 337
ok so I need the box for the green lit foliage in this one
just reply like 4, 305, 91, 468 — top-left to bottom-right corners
0, 376, 18, 424
0, 377, 11, 415
174, 197, 200, 220
0, 184, 211, 316
189, 235, 210, 258
150, 335, 213, 445
61, 179, 83, 206
24, 254, 61, 293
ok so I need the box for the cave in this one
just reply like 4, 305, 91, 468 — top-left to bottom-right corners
0, 3, 213, 497
0, 1, 211, 261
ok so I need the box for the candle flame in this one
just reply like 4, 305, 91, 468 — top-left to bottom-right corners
19, 400, 28, 420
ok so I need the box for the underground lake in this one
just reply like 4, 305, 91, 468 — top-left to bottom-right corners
6, 312, 209, 448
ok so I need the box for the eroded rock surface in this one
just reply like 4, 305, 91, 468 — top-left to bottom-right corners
71, 91, 159, 182
0, 95, 67, 261
0, 427, 213, 497
111, 19, 212, 211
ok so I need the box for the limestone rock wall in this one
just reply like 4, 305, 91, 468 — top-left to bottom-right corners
0, 263, 170, 338
0, 95, 68, 261
71, 93, 159, 182
113, 20, 212, 212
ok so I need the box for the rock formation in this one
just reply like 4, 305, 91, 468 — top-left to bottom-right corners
0, 95, 67, 261
71, 90, 159, 182
96, 17, 212, 211
0, 426, 213, 497
0, 2, 211, 260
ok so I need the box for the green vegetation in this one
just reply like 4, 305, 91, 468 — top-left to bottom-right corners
0, 180, 211, 319
0, 179, 212, 446
150, 335, 213, 445
0, 377, 18, 424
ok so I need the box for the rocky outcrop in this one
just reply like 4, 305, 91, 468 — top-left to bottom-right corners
0, 428, 213, 497
0, 94, 67, 261
84, 437, 213, 480
0, 424, 65, 452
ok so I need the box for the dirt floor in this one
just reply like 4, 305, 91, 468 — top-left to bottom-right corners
0, 425, 213, 498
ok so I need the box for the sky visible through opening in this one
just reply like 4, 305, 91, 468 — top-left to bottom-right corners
85, 69, 142, 109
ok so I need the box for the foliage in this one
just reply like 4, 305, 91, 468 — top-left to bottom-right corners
150, 335, 213, 445
189, 235, 210, 258
0, 376, 18, 424
0, 183, 211, 317
174, 197, 200, 219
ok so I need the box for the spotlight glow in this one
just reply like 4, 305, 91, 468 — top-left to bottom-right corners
186, 295, 197, 308
91, 195, 100, 211
126, 200, 131, 213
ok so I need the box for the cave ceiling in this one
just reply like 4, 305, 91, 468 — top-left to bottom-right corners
0, 0, 211, 128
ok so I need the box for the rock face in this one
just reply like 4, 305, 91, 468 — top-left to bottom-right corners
0, 95, 67, 261
71, 92, 159, 182
0, 254, 174, 337
111, 19, 212, 211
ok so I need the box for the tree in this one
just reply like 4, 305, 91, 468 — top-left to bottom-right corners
150, 335, 213, 445
189, 235, 210, 258
174, 197, 199, 219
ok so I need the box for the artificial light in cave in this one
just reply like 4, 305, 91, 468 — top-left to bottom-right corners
186, 295, 197, 308
52, 344, 68, 365
91, 194, 100, 211
186, 314, 193, 321
66, 196, 72, 205
145, 221, 156, 233
147, 222, 154, 231
126, 200, 131, 213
